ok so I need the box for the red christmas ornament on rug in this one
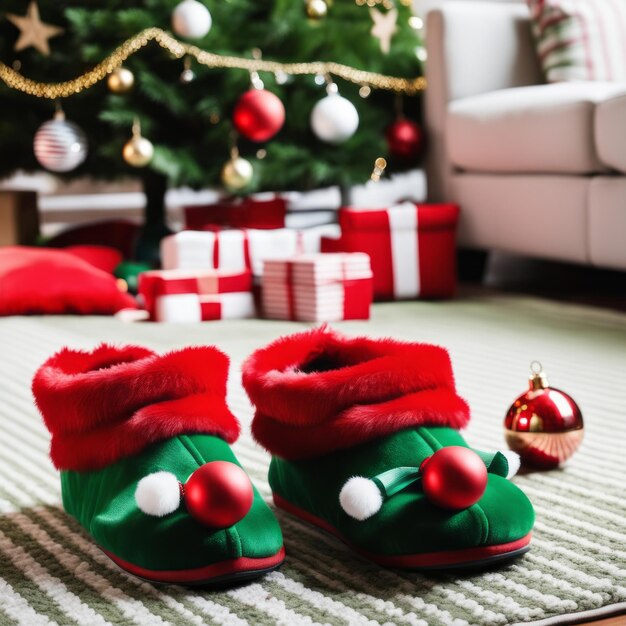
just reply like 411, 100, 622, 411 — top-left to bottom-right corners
504, 362, 584, 470
386, 118, 423, 161
420, 447, 488, 510
233, 89, 285, 142
184, 461, 254, 527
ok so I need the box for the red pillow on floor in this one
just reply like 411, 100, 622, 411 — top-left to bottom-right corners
64, 245, 123, 274
45, 219, 139, 259
0, 247, 137, 315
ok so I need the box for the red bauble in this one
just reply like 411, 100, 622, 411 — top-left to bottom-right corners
233, 89, 285, 142
421, 447, 487, 510
504, 364, 584, 469
184, 461, 254, 527
386, 118, 423, 161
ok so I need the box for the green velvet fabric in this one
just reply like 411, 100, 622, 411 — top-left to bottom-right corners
61, 434, 283, 571
269, 426, 534, 556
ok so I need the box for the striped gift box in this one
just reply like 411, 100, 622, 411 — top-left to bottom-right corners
262, 253, 373, 322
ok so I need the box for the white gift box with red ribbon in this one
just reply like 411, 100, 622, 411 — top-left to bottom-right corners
262, 253, 373, 322
161, 225, 340, 277
326, 202, 459, 300
138, 269, 255, 323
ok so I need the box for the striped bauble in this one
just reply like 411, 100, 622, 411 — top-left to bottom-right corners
34, 113, 88, 172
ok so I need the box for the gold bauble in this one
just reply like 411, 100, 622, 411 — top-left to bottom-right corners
123, 136, 154, 167
221, 156, 253, 192
107, 67, 135, 93
306, 0, 328, 19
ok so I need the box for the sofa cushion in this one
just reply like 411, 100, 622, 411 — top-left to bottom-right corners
595, 92, 626, 174
588, 177, 626, 270
452, 173, 589, 263
527, 0, 626, 83
447, 82, 624, 174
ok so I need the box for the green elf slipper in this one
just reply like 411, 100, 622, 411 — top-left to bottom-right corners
243, 328, 534, 570
33, 344, 284, 585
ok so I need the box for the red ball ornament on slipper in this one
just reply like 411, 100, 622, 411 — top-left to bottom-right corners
233, 89, 285, 142
386, 118, 423, 161
184, 461, 254, 527
135, 461, 254, 527
420, 446, 488, 510
504, 362, 584, 469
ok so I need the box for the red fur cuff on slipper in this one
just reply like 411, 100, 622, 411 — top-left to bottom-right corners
33, 344, 240, 472
242, 327, 470, 459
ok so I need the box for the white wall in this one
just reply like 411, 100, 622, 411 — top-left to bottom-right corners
419, 0, 521, 17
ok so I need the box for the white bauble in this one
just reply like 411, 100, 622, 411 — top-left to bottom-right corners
34, 115, 88, 173
311, 93, 359, 144
172, 0, 212, 39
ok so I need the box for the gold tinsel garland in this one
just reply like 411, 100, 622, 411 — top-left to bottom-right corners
0, 27, 425, 99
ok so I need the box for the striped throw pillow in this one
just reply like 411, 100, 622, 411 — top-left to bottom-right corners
527, 0, 626, 82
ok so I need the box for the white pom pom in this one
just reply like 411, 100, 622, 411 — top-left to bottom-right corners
501, 450, 521, 479
135, 471, 181, 517
339, 476, 383, 521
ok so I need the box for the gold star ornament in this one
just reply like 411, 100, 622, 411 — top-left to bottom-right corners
7, 1, 64, 56
369, 7, 398, 55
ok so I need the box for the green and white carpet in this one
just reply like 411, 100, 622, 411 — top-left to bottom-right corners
0, 295, 624, 626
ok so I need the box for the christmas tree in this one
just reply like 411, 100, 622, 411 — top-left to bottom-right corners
0, 0, 424, 258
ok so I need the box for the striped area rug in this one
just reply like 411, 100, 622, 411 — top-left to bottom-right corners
0, 294, 625, 626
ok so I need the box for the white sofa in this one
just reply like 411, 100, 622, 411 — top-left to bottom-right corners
424, 1, 626, 271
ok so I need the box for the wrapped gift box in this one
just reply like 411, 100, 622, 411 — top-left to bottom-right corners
262, 253, 373, 322
138, 269, 254, 323
161, 225, 340, 277
320, 235, 344, 253
335, 202, 459, 300
184, 196, 287, 230
0, 191, 39, 246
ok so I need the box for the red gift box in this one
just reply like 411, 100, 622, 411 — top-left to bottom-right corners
138, 269, 254, 322
262, 253, 373, 322
185, 197, 287, 230
320, 235, 343, 253
335, 202, 459, 300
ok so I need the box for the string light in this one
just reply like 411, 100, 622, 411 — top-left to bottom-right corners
370, 157, 387, 181
356, 0, 395, 10
0, 27, 425, 99
355, 0, 412, 5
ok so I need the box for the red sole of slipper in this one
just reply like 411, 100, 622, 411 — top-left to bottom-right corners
101, 546, 286, 586
274, 494, 531, 570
